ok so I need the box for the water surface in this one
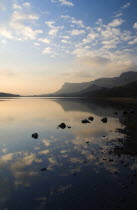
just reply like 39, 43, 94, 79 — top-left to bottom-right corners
0, 98, 136, 210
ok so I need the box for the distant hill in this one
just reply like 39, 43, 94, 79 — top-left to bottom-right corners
0, 92, 20, 97
54, 71, 137, 95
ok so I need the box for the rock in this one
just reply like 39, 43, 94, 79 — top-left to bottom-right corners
40, 168, 47, 171
81, 119, 90, 124
86, 141, 89, 144
123, 111, 128, 115
88, 116, 94, 121
114, 112, 118, 115
101, 117, 107, 123
32, 133, 38, 139
57, 123, 66, 129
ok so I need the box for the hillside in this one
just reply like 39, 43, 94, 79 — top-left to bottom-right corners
0, 92, 20, 97
54, 71, 137, 95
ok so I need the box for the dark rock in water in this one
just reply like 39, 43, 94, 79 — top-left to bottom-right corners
67, 126, 71, 129
101, 117, 107, 123
88, 116, 94, 121
40, 168, 47, 171
86, 141, 89, 144
73, 173, 77, 176
114, 171, 118, 174
32, 133, 38, 139
123, 111, 128, 115
82, 119, 90, 124
57, 123, 66, 129
114, 112, 118, 115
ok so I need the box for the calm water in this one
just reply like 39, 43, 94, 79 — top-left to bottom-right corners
0, 98, 136, 210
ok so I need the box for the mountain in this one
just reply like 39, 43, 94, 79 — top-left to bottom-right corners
83, 81, 137, 98
54, 71, 137, 95
0, 92, 20, 97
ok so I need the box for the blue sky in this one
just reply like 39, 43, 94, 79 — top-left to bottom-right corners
0, 0, 137, 94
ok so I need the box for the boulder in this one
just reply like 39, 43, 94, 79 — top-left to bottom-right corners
40, 168, 47, 171
57, 123, 66, 129
101, 117, 107, 123
123, 111, 128, 115
32, 133, 38, 139
88, 116, 94, 121
81, 119, 90, 124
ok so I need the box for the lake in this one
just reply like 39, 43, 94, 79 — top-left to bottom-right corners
0, 98, 137, 210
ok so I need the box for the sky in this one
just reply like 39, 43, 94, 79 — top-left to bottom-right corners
0, 0, 137, 95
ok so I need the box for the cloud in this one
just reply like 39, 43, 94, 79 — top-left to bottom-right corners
61, 15, 85, 28
51, 0, 74, 6
71, 29, 85, 35
45, 21, 63, 36
101, 27, 120, 39
115, 12, 123, 18
9, 11, 42, 40
12, 4, 22, 9
39, 38, 50, 44
82, 31, 98, 44
42, 47, 52, 54
11, 11, 39, 22
22, 2, 31, 7
0, 26, 14, 39
108, 18, 124, 27
34, 42, 40, 46
128, 37, 137, 45
60, 36, 70, 39
61, 39, 71, 44
59, 0, 74, 6
122, 2, 131, 9
133, 23, 137, 29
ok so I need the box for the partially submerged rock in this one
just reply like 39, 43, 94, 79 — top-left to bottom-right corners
101, 117, 107, 123
32, 133, 38, 139
57, 123, 66, 129
123, 111, 128, 115
40, 168, 47, 171
81, 119, 90, 124
88, 116, 94, 121
114, 112, 118, 115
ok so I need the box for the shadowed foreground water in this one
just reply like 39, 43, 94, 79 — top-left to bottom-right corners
0, 98, 137, 210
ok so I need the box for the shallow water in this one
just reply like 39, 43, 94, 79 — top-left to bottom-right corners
0, 98, 136, 210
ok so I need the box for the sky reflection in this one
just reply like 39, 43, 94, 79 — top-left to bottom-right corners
0, 98, 133, 210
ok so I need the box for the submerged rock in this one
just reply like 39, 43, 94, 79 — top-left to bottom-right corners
88, 116, 94, 121
32, 133, 38, 139
57, 123, 66, 129
101, 117, 107, 123
82, 119, 90, 124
